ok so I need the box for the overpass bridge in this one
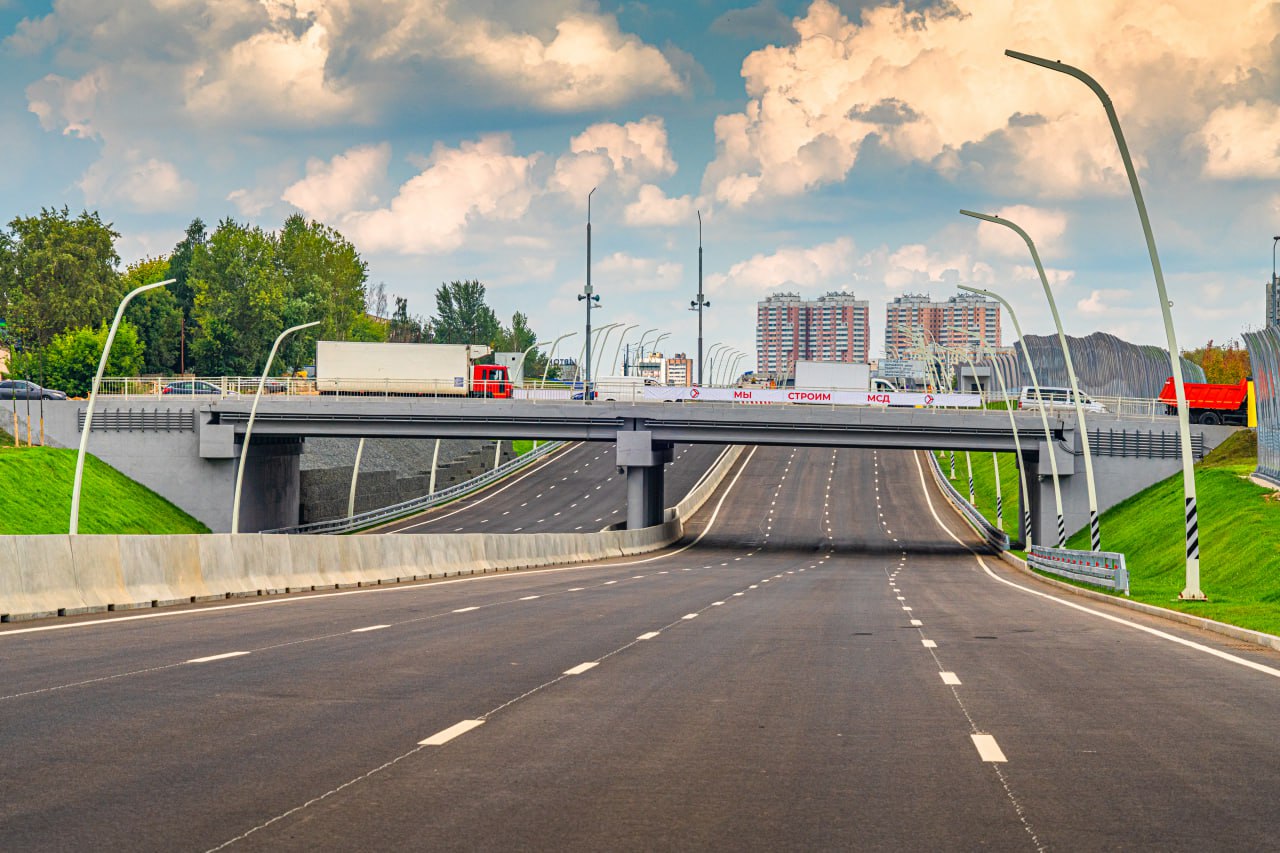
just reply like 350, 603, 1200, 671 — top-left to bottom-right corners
30, 398, 1233, 541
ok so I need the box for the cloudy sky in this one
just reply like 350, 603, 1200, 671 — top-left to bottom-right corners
3, 0, 1278, 368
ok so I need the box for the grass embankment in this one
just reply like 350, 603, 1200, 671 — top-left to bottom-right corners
933, 448, 1023, 535
0, 445, 209, 534
938, 432, 1280, 636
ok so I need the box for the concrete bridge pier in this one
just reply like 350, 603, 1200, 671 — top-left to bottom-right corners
616, 429, 673, 530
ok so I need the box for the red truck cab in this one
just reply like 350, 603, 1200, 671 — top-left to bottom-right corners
472, 364, 514, 399
1157, 377, 1249, 425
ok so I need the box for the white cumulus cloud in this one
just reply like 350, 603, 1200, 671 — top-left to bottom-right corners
79, 150, 195, 213
1199, 102, 1280, 179
338, 135, 537, 254
707, 237, 856, 293
283, 143, 392, 222
704, 0, 1279, 205
624, 185, 694, 227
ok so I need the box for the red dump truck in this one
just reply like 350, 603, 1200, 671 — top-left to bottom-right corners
1157, 377, 1251, 425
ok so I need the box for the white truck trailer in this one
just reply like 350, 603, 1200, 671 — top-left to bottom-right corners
315, 342, 513, 397
793, 360, 871, 392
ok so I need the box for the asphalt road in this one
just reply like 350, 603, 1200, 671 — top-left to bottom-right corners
4, 447, 1280, 851
374, 441, 726, 534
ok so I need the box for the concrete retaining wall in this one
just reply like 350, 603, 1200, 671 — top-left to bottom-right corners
0, 444, 746, 622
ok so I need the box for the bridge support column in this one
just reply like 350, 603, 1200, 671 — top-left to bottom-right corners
617, 430, 673, 530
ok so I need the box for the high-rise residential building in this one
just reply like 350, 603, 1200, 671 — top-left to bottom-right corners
755, 291, 870, 377
884, 292, 1001, 360
1268, 272, 1280, 328
665, 353, 692, 386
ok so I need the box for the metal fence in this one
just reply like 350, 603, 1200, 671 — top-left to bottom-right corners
1027, 545, 1130, 594
1244, 326, 1280, 484
998, 332, 1205, 399
263, 440, 566, 534
925, 450, 1009, 550
1089, 428, 1206, 459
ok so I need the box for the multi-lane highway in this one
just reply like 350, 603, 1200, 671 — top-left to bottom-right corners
4, 447, 1280, 850
375, 441, 726, 534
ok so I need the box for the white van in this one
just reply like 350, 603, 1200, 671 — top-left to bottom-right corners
1018, 385, 1107, 413
592, 376, 660, 401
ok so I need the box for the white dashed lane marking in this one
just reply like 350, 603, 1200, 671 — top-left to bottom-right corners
419, 719, 484, 746
186, 651, 249, 664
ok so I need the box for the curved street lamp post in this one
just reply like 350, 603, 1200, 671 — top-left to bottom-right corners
962, 209, 1101, 550
71, 278, 176, 534
959, 284, 1067, 546
232, 320, 320, 534
1006, 49, 1201, 593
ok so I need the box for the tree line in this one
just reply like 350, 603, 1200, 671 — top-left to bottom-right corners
0, 207, 549, 395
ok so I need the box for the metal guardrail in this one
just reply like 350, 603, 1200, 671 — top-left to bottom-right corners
263, 440, 566, 534
1028, 545, 1130, 595
925, 450, 1010, 550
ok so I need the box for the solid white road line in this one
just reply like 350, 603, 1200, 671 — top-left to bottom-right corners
940, 672, 961, 685
908, 451, 1280, 683
452, 606, 479, 613
636, 632, 660, 640
186, 651, 250, 664
564, 661, 598, 675
419, 719, 485, 746
971, 733, 1008, 763
350, 625, 390, 633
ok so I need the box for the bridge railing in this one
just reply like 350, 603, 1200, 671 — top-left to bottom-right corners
263, 440, 566, 534
1027, 545, 1130, 595
92, 376, 1173, 421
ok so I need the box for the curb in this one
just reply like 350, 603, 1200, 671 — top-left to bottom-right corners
997, 547, 1280, 655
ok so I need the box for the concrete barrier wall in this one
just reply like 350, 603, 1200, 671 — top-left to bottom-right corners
0, 443, 744, 622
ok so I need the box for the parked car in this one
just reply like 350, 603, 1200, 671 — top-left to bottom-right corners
161, 380, 235, 396
0, 379, 67, 400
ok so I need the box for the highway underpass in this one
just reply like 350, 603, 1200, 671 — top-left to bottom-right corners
3, 447, 1280, 851
373, 442, 726, 535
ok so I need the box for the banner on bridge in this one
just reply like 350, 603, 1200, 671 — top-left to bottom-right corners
642, 386, 982, 407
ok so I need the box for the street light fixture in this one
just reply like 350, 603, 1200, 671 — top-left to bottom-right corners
690, 211, 710, 385
595, 323, 623, 375
705, 342, 726, 385
1006, 48, 1203, 595
232, 320, 320, 534
70, 278, 175, 534
959, 283, 1067, 546
962, 209, 1101, 551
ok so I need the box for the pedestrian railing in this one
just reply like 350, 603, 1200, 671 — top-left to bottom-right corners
263, 440, 566, 534
925, 450, 1009, 551
1027, 545, 1129, 595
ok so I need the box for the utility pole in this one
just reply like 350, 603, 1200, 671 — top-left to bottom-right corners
577, 188, 600, 399
690, 211, 710, 385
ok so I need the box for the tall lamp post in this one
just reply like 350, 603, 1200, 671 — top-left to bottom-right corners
962, 209, 1101, 551
634, 328, 658, 376
612, 324, 639, 374
959, 284, 1067, 546
705, 342, 725, 385
232, 320, 320, 534
541, 332, 576, 383
1007, 49, 1202, 595
974, 330, 1034, 546
70, 278, 175, 534
577, 188, 600, 400
690, 211, 710, 384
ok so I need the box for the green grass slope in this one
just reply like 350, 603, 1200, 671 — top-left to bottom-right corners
939, 432, 1280, 636
0, 446, 210, 535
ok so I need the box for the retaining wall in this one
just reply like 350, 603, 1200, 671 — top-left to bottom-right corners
0, 445, 745, 622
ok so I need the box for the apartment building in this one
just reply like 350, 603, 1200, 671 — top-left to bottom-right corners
755, 291, 870, 377
884, 293, 1001, 360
